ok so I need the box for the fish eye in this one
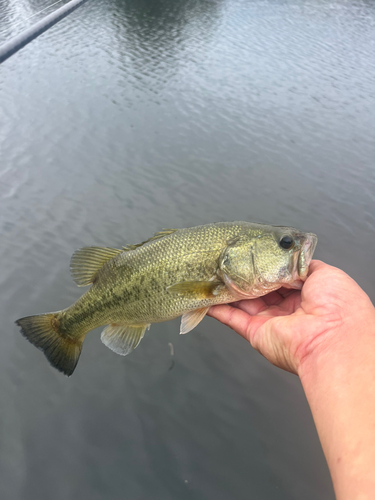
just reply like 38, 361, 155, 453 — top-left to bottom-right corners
279, 235, 294, 250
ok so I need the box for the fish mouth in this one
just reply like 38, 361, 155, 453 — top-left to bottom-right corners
284, 232, 317, 290
297, 233, 318, 280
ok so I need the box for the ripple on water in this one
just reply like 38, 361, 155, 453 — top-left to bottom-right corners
1, 0, 375, 499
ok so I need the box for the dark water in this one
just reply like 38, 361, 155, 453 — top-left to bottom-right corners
1, 0, 374, 498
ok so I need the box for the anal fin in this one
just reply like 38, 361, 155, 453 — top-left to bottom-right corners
180, 307, 210, 335
101, 323, 150, 356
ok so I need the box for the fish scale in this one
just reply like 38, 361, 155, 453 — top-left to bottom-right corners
15, 221, 317, 375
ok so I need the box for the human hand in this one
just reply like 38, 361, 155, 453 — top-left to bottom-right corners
208, 260, 375, 376
209, 260, 375, 499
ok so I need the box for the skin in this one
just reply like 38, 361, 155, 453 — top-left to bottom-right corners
208, 260, 375, 500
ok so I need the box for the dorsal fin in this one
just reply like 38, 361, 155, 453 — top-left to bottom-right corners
70, 246, 123, 286
122, 228, 178, 251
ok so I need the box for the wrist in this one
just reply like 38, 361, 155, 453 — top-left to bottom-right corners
296, 309, 375, 500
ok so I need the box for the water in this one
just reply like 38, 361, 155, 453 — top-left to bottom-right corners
1, 0, 374, 498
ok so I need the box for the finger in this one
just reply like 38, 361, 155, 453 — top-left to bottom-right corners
208, 304, 251, 335
258, 291, 302, 316
262, 291, 285, 306
308, 259, 335, 275
233, 298, 268, 315
208, 304, 269, 342
237, 290, 298, 311
277, 287, 299, 298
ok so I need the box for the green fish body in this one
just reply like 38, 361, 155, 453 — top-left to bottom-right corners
16, 222, 317, 376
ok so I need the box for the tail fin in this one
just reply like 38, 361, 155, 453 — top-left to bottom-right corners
16, 313, 82, 376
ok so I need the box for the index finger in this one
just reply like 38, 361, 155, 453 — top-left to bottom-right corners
207, 304, 269, 342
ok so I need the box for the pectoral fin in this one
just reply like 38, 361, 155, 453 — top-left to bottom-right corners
180, 307, 210, 334
101, 323, 150, 356
167, 281, 222, 299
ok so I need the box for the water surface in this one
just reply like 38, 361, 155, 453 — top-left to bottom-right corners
1, 0, 374, 499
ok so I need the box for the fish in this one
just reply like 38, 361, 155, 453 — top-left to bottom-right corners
15, 222, 317, 376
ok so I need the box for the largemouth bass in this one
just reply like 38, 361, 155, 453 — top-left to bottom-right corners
16, 222, 317, 376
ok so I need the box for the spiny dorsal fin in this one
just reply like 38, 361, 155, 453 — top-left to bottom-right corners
167, 280, 223, 299
122, 228, 178, 251
70, 246, 123, 286
101, 323, 150, 356
180, 307, 210, 335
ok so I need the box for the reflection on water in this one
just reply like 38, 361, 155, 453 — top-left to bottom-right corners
1, 0, 375, 499
107, 0, 224, 95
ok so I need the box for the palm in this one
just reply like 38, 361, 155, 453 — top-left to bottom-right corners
208, 260, 352, 373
